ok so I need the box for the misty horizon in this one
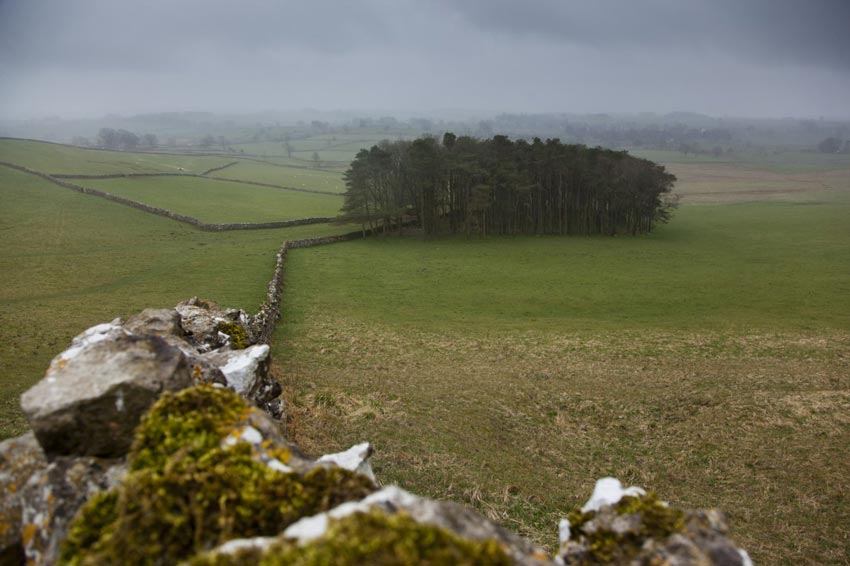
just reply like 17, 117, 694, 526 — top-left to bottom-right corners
2, 0, 850, 121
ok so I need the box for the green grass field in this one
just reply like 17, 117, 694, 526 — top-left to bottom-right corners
275, 198, 849, 333
226, 135, 408, 166
0, 139, 233, 175
1, 135, 849, 564
275, 187, 850, 564
633, 148, 850, 173
0, 165, 353, 437
84, 176, 344, 223
210, 160, 345, 193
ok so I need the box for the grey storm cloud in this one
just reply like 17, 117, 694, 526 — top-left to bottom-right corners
0, 0, 395, 71
0, 0, 849, 119
438, 0, 850, 71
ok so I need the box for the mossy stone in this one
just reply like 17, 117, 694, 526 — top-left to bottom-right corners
217, 321, 250, 350
564, 493, 685, 565
190, 509, 514, 566
59, 386, 375, 566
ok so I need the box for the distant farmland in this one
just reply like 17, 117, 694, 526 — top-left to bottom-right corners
83, 176, 343, 223
209, 160, 346, 193
0, 138, 233, 174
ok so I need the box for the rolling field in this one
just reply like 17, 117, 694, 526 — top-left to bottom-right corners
633, 149, 850, 205
227, 135, 411, 166
210, 160, 345, 193
84, 176, 344, 223
274, 181, 850, 564
0, 138, 233, 174
1, 135, 849, 564
633, 148, 850, 173
0, 165, 354, 438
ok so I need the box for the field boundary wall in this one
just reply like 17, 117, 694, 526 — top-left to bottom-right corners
49, 170, 338, 196
251, 228, 375, 344
0, 161, 335, 231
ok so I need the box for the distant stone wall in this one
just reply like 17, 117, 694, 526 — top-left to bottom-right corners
49, 167, 338, 196
206, 175, 339, 196
198, 161, 240, 176
0, 162, 335, 231
50, 172, 199, 179
51, 161, 240, 179
0, 136, 253, 158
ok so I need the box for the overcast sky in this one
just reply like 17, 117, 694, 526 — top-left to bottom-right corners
1, 0, 848, 120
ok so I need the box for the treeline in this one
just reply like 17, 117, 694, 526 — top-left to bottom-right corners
341, 134, 677, 237
96, 128, 158, 150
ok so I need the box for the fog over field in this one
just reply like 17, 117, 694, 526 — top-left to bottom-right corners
1, 0, 849, 119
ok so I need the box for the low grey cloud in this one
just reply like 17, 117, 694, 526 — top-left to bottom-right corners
0, 0, 848, 119
438, 0, 850, 71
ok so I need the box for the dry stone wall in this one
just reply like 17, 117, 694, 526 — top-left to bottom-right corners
198, 161, 240, 176
1, 298, 754, 565
251, 229, 375, 344
49, 172, 199, 179
206, 175, 339, 196
0, 162, 335, 231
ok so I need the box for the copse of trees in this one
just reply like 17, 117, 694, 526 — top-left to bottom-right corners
340, 134, 677, 237
817, 137, 848, 154
97, 128, 157, 150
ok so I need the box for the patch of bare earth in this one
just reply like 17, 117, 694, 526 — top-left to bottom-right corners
668, 163, 850, 203
276, 317, 850, 565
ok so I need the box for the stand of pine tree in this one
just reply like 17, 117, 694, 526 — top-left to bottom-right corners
340, 134, 677, 237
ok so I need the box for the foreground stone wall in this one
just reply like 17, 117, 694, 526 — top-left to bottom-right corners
1, 297, 753, 565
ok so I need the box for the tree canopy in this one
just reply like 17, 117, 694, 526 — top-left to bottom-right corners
340, 134, 677, 237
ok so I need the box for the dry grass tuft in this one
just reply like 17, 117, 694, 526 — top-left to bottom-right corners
275, 317, 850, 564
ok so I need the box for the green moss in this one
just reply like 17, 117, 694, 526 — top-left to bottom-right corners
60, 386, 375, 566
190, 509, 514, 566
217, 321, 250, 350
613, 493, 684, 539
60, 491, 118, 564
564, 493, 685, 565
129, 384, 248, 472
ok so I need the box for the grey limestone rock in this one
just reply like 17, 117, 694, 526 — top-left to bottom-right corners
198, 344, 275, 401
0, 433, 47, 565
21, 456, 126, 566
175, 297, 254, 351
123, 308, 183, 337
557, 478, 752, 566
20, 327, 192, 458
202, 486, 555, 566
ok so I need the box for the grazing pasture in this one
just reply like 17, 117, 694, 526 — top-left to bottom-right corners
210, 160, 345, 193
275, 174, 850, 564
0, 138, 232, 175
632, 148, 850, 173
634, 149, 850, 204
0, 164, 353, 438
1, 135, 848, 564
84, 176, 344, 223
